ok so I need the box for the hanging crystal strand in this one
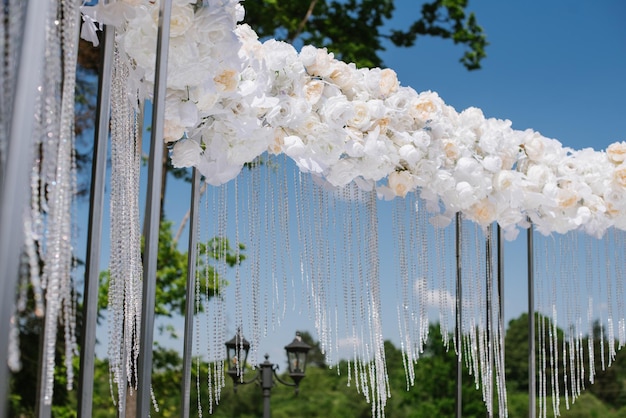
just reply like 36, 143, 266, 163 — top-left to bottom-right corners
341, 185, 355, 384
351, 188, 366, 401
246, 161, 263, 357
571, 233, 583, 400
539, 232, 557, 415
393, 197, 413, 388
293, 170, 309, 316
461, 223, 475, 382
469, 223, 486, 397
232, 176, 248, 359
324, 182, 337, 367
411, 197, 421, 355
108, 37, 142, 411
611, 229, 626, 349
402, 199, 417, 385
366, 191, 389, 418
435, 222, 450, 350
265, 156, 280, 329
415, 197, 429, 354
584, 234, 596, 384
328, 186, 338, 362
604, 234, 617, 366
278, 156, 294, 319
310, 183, 325, 355
213, 182, 229, 408
38, 0, 81, 403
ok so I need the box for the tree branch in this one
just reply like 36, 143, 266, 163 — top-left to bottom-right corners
173, 181, 207, 247
289, 0, 319, 44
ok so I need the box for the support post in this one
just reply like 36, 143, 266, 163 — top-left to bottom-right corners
455, 212, 463, 418
0, 3, 49, 415
181, 169, 201, 418
77, 23, 114, 418
486, 224, 494, 415
527, 223, 536, 417
136, 0, 172, 415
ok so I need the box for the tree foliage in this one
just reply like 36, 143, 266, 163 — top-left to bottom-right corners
243, 0, 488, 69
98, 219, 245, 319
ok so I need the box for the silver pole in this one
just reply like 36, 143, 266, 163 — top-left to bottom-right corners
77, 23, 115, 418
0, 3, 49, 415
527, 223, 536, 417
455, 212, 463, 418
486, 224, 494, 416
136, 0, 172, 415
497, 224, 506, 413
181, 169, 201, 418
497, 226, 504, 352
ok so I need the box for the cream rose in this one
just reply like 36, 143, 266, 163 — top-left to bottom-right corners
607, 141, 626, 164
388, 170, 415, 197
613, 163, 626, 188
167, 2, 195, 38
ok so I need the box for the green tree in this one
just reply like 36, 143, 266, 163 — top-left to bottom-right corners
505, 312, 566, 395
585, 321, 626, 409
244, 0, 488, 69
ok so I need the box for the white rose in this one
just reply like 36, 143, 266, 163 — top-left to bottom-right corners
169, 2, 195, 37
607, 141, 626, 164
348, 101, 371, 131
320, 95, 354, 128
388, 171, 415, 198
214, 68, 239, 92
300, 46, 334, 77
613, 163, 626, 188
163, 120, 186, 143
557, 188, 579, 209
303, 79, 324, 105
362, 68, 399, 98
468, 198, 496, 226
379, 68, 399, 97
171, 139, 203, 167
398, 144, 422, 166
409, 91, 442, 124
523, 134, 545, 161
329, 61, 357, 91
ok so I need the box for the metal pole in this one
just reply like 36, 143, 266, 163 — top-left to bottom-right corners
497, 224, 506, 413
497, 226, 504, 356
527, 223, 536, 417
77, 23, 114, 418
0, 3, 49, 415
35, 317, 51, 418
136, 0, 172, 415
486, 224, 494, 416
260, 359, 274, 418
455, 212, 463, 418
181, 169, 201, 418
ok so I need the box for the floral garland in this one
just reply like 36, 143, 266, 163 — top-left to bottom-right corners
82, 0, 626, 240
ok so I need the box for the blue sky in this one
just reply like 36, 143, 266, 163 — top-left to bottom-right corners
89, 1, 626, 374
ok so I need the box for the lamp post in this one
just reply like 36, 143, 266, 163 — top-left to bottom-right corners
225, 331, 311, 418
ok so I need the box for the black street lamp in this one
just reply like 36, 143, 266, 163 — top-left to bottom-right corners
225, 331, 311, 418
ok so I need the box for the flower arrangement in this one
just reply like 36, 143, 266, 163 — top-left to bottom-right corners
82, 0, 626, 239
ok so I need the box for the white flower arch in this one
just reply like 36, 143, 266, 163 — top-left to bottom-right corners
83, 0, 626, 241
